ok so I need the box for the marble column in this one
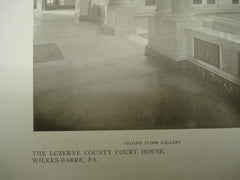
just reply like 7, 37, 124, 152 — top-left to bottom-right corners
78, 0, 91, 21
75, 0, 81, 16
36, 0, 44, 10
172, 0, 192, 13
156, 0, 172, 14
146, 0, 199, 61
104, 0, 135, 35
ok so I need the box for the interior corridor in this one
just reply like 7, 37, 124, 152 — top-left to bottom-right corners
33, 10, 240, 131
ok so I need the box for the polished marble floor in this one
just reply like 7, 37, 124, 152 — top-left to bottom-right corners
33, 10, 240, 131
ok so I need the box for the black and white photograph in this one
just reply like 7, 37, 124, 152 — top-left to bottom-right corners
1, 1, 240, 179
33, 0, 240, 131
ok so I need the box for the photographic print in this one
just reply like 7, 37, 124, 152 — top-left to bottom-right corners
2, 1, 240, 180
33, 0, 240, 131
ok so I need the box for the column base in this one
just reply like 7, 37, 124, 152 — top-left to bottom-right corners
104, 6, 135, 36
79, 15, 91, 21
145, 43, 186, 61
103, 24, 135, 36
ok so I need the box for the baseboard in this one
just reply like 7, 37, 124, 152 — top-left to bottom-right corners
145, 45, 240, 96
